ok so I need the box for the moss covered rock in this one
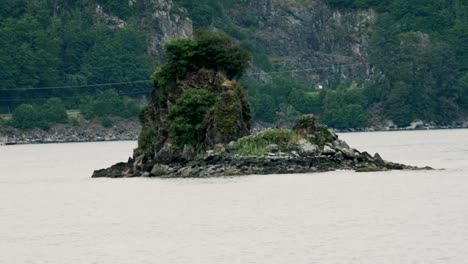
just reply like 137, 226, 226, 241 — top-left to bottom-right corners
293, 114, 337, 147
138, 68, 251, 156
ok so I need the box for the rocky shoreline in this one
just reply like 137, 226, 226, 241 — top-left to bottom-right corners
2, 121, 465, 146
252, 120, 468, 134
92, 136, 428, 179
0, 120, 141, 145
335, 121, 468, 133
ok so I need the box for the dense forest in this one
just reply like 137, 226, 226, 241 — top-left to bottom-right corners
0, 0, 153, 112
323, 0, 468, 126
0, 0, 467, 130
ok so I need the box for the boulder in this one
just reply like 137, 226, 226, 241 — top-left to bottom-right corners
297, 139, 319, 154
151, 164, 171, 176
154, 145, 181, 164
322, 145, 336, 155
182, 145, 196, 161
267, 144, 279, 153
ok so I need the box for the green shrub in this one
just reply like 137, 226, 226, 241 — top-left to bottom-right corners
152, 30, 251, 86
307, 124, 337, 146
100, 116, 113, 128
233, 129, 297, 156
70, 117, 80, 127
80, 89, 122, 119
137, 127, 158, 155
138, 106, 148, 125
121, 97, 141, 118
40, 98, 68, 124
168, 88, 217, 148
79, 89, 142, 120
10, 98, 68, 130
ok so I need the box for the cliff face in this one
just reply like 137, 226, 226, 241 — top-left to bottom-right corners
228, 0, 376, 85
138, 69, 251, 158
93, 0, 193, 61
144, 0, 193, 60
94, 0, 374, 85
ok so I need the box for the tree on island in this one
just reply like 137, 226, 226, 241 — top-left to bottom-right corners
152, 30, 251, 87
138, 30, 252, 155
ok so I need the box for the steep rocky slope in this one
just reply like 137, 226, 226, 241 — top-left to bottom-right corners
226, 0, 376, 85
95, 0, 375, 84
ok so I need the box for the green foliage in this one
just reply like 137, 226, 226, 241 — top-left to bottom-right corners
100, 116, 114, 128
0, 117, 7, 128
96, 0, 135, 19
41, 97, 68, 124
458, 73, 468, 110
153, 30, 251, 86
1, 0, 466, 128
79, 89, 141, 120
293, 115, 337, 146
173, 0, 224, 27
137, 127, 158, 155
322, 87, 368, 129
307, 123, 337, 147
194, 29, 251, 79
70, 117, 80, 127
10, 104, 43, 130
168, 89, 217, 148
242, 74, 324, 126
0, 1, 151, 111
325, 0, 468, 126
233, 129, 297, 156
81, 24, 151, 85
10, 98, 68, 130
138, 106, 148, 125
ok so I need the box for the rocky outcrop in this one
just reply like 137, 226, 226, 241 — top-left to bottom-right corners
137, 68, 251, 156
93, 0, 375, 85
93, 114, 428, 178
227, 0, 376, 85
93, 131, 425, 178
145, 0, 193, 60
92, 0, 193, 61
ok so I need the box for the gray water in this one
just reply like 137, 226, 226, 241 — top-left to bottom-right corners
0, 129, 467, 264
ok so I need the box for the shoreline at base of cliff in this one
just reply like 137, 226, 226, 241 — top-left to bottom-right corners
0, 120, 141, 145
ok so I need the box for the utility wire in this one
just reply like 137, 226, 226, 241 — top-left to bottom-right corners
1, 58, 467, 91
0, 58, 467, 100
0, 90, 151, 102
0, 80, 153, 91
0, 63, 365, 91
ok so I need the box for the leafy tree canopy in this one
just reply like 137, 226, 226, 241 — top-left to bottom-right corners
152, 30, 251, 86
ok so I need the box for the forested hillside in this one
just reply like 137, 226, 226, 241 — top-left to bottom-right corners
324, 0, 468, 126
0, 0, 467, 129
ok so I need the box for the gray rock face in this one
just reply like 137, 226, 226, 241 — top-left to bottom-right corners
182, 145, 196, 161
322, 145, 336, 155
297, 139, 319, 154
151, 164, 171, 176
146, 0, 193, 60
227, 0, 376, 84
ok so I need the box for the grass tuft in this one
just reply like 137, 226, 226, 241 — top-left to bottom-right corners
233, 129, 299, 156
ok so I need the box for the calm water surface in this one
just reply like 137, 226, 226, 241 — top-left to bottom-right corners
0, 129, 467, 263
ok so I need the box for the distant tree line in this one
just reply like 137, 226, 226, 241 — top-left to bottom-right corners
0, 0, 152, 113
4, 90, 141, 130
324, 0, 468, 126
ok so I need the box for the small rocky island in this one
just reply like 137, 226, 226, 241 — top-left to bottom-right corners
93, 31, 424, 178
